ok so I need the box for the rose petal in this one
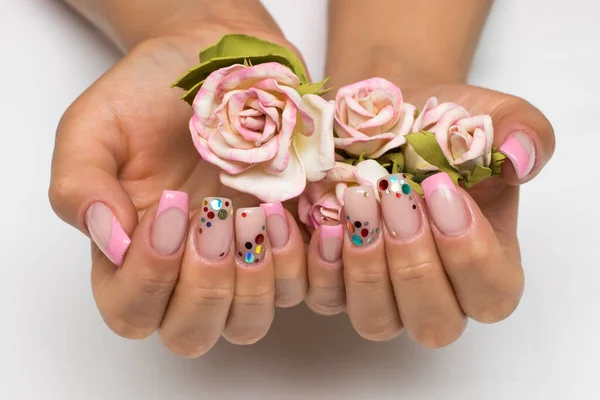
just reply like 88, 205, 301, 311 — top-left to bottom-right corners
214, 62, 300, 99
334, 115, 371, 139
346, 94, 375, 127
220, 146, 307, 203
369, 103, 417, 158
433, 108, 471, 166
455, 115, 494, 166
298, 192, 314, 229
265, 99, 297, 173
336, 78, 402, 114
413, 97, 465, 132
325, 162, 357, 182
354, 160, 389, 195
208, 129, 279, 164
193, 64, 246, 121
452, 127, 488, 167
220, 91, 262, 145
189, 118, 249, 175
334, 133, 396, 157
294, 94, 336, 182
355, 105, 395, 136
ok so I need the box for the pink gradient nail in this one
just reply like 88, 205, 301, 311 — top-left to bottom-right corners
320, 224, 343, 262
260, 202, 289, 249
85, 202, 131, 267
198, 197, 234, 261
378, 174, 421, 241
236, 207, 267, 265
343, 186, 381, 247
152, 191, 189, 256
422, 173, 470, 237
499, 131, 536, 179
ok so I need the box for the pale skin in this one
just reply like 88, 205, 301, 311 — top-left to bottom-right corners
50, 0, 555, 355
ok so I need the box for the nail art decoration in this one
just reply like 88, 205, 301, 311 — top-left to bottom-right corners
235, 207, 267, 264
85, 202, 131, 267
499, 131, 536, 179
260, 202, 289, 249
343, 186, 380, 247
378, 174, 421, 240
198, 197, 233, 261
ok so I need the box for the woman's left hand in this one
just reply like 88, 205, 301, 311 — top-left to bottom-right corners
304, 84, 555, 347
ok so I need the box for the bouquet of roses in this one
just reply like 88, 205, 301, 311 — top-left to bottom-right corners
172, 34, 507, 232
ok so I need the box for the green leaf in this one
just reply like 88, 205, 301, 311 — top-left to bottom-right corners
377, 152, 404, 174
404, 131, 463, 185
172, 34, 310, 98
298, 77, 331, 97
462, 165, 492, 188
490, 148, 507, 175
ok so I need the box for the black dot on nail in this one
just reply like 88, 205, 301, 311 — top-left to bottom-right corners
245, 242, 252, 250
412, 205, 417, 210
354, 221, 362, 228
219, 252, 225, 257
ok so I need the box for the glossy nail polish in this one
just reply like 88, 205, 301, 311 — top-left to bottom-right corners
85, 202, 131, 267
343, 186, 380, 247
422, 173, 470, 237
378, 174, 421, 240
197, 197, 234, 261
151, 190, 188, 255
320, 224, 343, 262
260, 202, 289, 249
235, 207, 267, 265
499, 131, 536, 179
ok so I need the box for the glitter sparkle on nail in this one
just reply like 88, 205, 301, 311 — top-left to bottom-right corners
244, 252, 255, 263
210, 198, 222, 210
256, 245, 262, 254
218, 209, 228, 220
352, 234, 363, 246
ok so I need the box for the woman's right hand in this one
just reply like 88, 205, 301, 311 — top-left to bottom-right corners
49, 12, 310, 357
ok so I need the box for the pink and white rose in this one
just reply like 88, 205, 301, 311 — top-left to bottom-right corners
406, 97, 494, 173
298, 160, 388, 231
333, 78, 416, 159
190, 62, 335, 202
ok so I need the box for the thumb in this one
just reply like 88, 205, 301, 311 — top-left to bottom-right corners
49, 101, 137, 267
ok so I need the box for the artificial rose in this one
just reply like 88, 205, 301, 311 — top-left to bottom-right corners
298, 160, 388, 231
190, 62, 335, 202
406, 97, 494, 174
333, 78, 416, 159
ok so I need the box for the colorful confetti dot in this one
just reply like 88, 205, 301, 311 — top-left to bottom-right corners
203, 200, 208, 206
390, 176, 398, 182
402, 174, 407, 178
254, 259, 260, 263
412, 205, 417, 210
210, 198, 222, 210
199, 228, 203, 234
219, 252, 225, 257
354, 221, 362, 229
391, 231, 397, 237
201, 218, 205, 223
346, 215, 350, 220
376, 228, 379, 233
245, 242, 252, 250
396, 193, 401, 198
255, 234, 264, 245
256, 245, 262, 254
206, 222, 212, 228
365, 221, 369, 226
218, 209, 228, 220
379, 179, 389, 191
203, 207, 208, 212
402, 184, 411, 195
347, 221, 355, 233
241, 212, 247, 218
361, 228, 369, 237
352, 234, 363, 246
238, 252, 243, 257
225, 201, 230, 207
262, 225, 265, 231
367, 237, 374, 244
207, 211, 215, 219
244, 252, 255, 263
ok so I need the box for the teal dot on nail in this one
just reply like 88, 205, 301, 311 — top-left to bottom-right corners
351, 234, 363, 246
262, 225, 265, 231
402, 184, 411, 195
201, 218, 205, 223
376, 228, 379, 233
390, 176, 398, 182
244, 252, 255, 263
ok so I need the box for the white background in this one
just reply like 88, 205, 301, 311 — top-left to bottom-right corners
1, 0, 599, 399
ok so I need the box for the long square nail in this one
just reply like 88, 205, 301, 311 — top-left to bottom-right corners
198, 197, 234, 261
260, 202, 289, 249
422, 173, 470, 237
320, 224, 343, 262
378, 174, 421, 240
499, 131, 536, 179
235, 207, 267, 265
152, 190, 188, 255
343, 186, 380, 247
85, 202, 131, 267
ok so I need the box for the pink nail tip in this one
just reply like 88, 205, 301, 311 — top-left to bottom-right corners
106, 217, 131, 267
260, 201, 285, 218
422, 173, 458, 203
321, 224, 344, 239
499, 133, 535, 179
157, 190, 189, 217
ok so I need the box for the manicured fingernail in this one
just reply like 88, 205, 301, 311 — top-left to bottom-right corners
151, 190, 188, 255
422, 173, 470, 237
260, 202, 289, 249
378, 174, 421, 241
343, 186, 380, 247
499, 131, 536, 179
235, 207, 267, 265
85, 202, 131, 267
198, 197, 233, 261
320, 224, 343, 262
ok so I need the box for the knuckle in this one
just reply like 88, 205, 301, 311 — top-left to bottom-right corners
233, 289, 274, 307
179, 281, 234, 307
389, 259, 435, 282
136, 273, 179, 300
469, 295, 521, 324
274, 278, 305, 308
353, 315, 403, 342
345, 268, 388, 287
449, 242, 492, 275
306, 283, 346, 315
409, 320, 467, 349
102, 313, 156, 340
159, 331, 215, 359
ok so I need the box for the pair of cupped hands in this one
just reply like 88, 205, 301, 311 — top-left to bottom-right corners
49, 25, 555, 357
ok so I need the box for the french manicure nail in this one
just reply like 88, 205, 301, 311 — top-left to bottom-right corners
198, 197, 233, 261
499, 131, 536, 179
85, 202, 131, 267
260, 202, 289, 249
320, 224, 343, 262
235, 207, 267, 265
422, 173, 470, 237
151, 190, 188, 255
343, 186, 380, 247
378, 174, 421, 240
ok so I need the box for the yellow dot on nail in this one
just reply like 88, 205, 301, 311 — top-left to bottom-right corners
203, 200, 208, 206
256, 245, 262, 254
364, 192, 369, 197
391, 231, 397, 237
